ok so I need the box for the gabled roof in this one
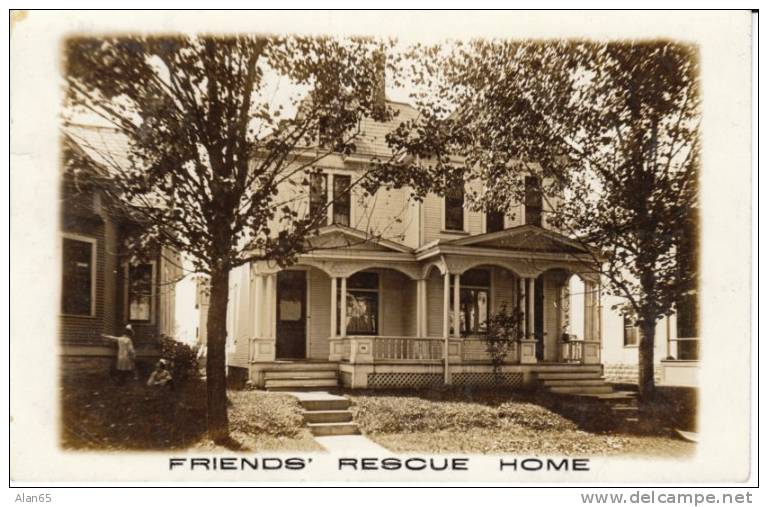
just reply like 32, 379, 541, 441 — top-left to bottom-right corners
446, 224, 592, 255
62, 123, 131, 176
305, 224, 412, 253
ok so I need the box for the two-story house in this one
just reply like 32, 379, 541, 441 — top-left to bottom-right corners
60, 125, 182, 378
219, 97, 614, 392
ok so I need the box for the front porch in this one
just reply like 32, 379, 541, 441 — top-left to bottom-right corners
230, 225, 604, 389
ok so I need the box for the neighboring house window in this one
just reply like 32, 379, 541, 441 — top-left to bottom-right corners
623, 315, 638, 347
127, 263, 154, 322
524, 176, 543, 226
338, 271, 379, 335
444, 183, 465, 231
486, 210, 505, 233
451, 268, 490, 335
676, 292, 700, 360
333, 174, 351, 226
61, 235, 95, 316
309, 173, 328, 225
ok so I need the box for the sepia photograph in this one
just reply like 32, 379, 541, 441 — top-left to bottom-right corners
9, 9, 755, 486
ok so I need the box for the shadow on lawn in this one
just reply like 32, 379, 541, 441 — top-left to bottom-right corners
60, 374, 210, 450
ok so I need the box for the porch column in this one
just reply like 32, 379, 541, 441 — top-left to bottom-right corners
265, 273, 276, 339
330, 277, 338, 338
443, 271, 451, 383
518, 277, 526, 327
452, 273, 461, 338
340, 276, 348, 338
252, 274, 263, 337
583, 280, 594, 342
416, 279, 427, 337
527, 277, 535, 340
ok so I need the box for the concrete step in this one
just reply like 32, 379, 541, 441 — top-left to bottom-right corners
308, 422, 360, 436
536, 372, 604, 381
299, 398, 351, 411
261, 362, 339, 371
534, 366, 603, 373
541, 379, 607, 387
549, 385, 614, 395
264, 370, 338, 380
264, 378, 339, 389
303, 410, 353, 424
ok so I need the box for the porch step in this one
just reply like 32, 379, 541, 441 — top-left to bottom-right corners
265, 378, 339, 390
260, 362, 339, 371
307, 422, 361, 436
264, 370, 338, 380
541, 379, 607, 387
299, 398, 351, 411
549, 385, 614, 395
536, 372, 604, 381
303, 410, 354, 424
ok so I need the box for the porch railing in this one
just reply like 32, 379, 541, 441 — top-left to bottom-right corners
373, 336, 444, 361
560, 340, 601, 364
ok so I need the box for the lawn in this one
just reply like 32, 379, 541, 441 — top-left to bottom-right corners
60, 375, 320, 451
346, 388, 695, 457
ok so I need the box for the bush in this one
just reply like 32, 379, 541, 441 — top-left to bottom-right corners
228, 391, 305, 438
158, 336, 199, 384
482, 304, 524, 382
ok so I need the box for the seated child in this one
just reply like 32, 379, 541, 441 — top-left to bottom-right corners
146, 359, 173, 388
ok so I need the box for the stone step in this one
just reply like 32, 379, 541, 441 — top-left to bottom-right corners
264, 378, 339, 389
264, 370, 338, 380
536, 372, 604, 380
299, 398, 351, 411
549, 385, 614, 395
541, 379, 607, 387
303, 410, 353, 424
308, 422, 360, 436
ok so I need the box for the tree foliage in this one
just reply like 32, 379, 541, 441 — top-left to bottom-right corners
482, 304, 525, 384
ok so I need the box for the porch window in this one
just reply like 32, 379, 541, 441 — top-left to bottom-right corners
308, 173, 328, 225
486, 210, 505, 233
338, 271, 379, 335
623, 315, 638, 347
332, 174, 351, 226
61, 236, 95, 316
451, 268, 491, 335
444, 183, 465, 231
127, 263, 154, 322
524, 176, 543, 227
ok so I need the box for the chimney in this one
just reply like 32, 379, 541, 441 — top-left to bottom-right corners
372, 51, 386, 111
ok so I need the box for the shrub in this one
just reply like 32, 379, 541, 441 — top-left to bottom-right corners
482, 304, 524, 382
158, 336, 199, 384
228, 391, 305, 438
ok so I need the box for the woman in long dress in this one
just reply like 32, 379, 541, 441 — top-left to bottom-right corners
101, 325, 137, 383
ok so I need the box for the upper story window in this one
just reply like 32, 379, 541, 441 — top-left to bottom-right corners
524, 176, 543, 227
444, 183, 465, 232
309, 173, 328, 225
127, 262, 155, 322
623, 315, 638, 347
451, 268, 491, 335
333, 174, 351, 226
486, 210, 505, 233
61, 235, 96, 316
337, 271, 379, 335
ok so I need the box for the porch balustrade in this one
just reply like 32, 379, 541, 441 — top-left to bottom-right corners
330, 336, 447, 363
560, 339, 601, 364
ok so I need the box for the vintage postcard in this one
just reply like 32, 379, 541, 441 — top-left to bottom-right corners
9, 10, 755, 485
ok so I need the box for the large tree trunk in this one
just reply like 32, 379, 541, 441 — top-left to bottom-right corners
637, 317, 657, 403
205, 269, 230, 442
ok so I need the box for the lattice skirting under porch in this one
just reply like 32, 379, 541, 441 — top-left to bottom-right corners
367, 372, 444, 388
452, 372, 524, 388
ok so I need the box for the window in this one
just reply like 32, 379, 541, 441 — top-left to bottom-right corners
308, 173, 328, 224
444, 183, 465, 231
333, 174, 351, 226
127, 263, 154, 322
524, 176, 543, 226
338, 271, 379, 335
623, 315, 638, 347
451, 269, 491, 335
61, 236, 95, 316
486, 210, 505, 233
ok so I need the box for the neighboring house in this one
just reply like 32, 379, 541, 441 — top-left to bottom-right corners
217, 93, 616, 390
60, 126, 182, 377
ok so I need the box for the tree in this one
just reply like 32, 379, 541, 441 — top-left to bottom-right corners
64, 35, 412, 441
378, 40, 699, 402
482, 304, 525, 385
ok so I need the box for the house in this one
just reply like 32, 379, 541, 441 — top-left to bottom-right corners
60, 125, 182, 377
217, 96, 617, 391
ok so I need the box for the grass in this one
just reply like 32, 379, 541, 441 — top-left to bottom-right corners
60, 374, 320, 452
345, 388, 695, 457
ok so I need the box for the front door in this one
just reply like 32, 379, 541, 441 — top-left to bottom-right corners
276, 270, 307, 359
